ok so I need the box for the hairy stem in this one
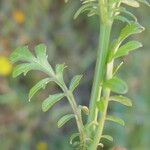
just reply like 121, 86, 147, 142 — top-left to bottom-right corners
56, 81, 86, 149
88, 24, 112, 126
89, 61, 114, 150
67, 90, 85, 143
88, 0, 112, 125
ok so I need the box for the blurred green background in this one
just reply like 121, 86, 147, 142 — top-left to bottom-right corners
0, 0, 149, 150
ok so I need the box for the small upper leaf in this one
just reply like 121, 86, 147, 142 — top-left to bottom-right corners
69, 75, 82, 92
57, 114, 75, 128
119, 22, 145, 43
109, 95, 132, 107
113, 40, 142, 59
106, 115, 125, 126
104, 77, 128, 94
42, 93, 65, 112
29, 78, 52, 101
108, 23, 144, 62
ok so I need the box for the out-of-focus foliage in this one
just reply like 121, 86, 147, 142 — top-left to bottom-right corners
0, 0, 149, 150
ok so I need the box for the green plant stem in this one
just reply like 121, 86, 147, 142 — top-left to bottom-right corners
88, 23, 112, 125
89, 61, 114, 150
55, 80, 86, 149
66, 91, 86, 149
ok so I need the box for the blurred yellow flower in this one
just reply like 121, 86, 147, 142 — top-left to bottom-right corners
12, 10, 25, 24
0, 56, 12, 76
36, 141, 48, 150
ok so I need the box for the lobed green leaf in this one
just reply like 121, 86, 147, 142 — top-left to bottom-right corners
10, 46, 34, 63
69, 75, 82, 92
42, 93, 65, 112
34, 44, 54, 75
10, 44, 55, 77
12, 63, 39, 78
29, 78, 53, 101
57, 114, 75, 128
55, 64, 66, 84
